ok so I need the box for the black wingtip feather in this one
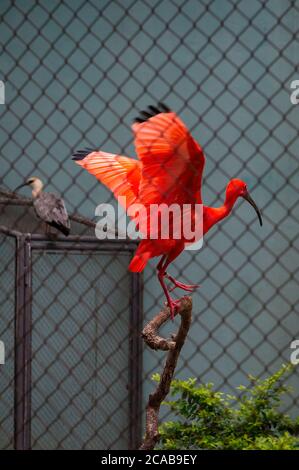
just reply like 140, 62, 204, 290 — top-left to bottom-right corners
72, 147, 95, 161
158, 102, 171, 112
133, 102, 171, 123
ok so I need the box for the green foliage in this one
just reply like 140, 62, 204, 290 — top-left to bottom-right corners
155, 364, 299, 450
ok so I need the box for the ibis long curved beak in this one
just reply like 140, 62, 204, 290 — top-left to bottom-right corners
14, 182, 29, 192
242, 192, 263, 226
13, 183, 29, 193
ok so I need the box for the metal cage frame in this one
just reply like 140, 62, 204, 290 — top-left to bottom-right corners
0, 225, 143, 450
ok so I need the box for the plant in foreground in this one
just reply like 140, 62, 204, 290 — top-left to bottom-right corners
154, 364, 299, 450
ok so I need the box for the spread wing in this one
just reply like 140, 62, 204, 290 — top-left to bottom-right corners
133, 103, 205, 206
72, 104, 205, 238
72, 149, 141, 209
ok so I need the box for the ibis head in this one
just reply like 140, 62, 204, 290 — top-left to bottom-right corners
225, 178, 263, 226
15, 177, 44, 198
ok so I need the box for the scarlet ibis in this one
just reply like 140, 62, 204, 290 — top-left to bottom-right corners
73, 103, 262, 318
14, 177, 71, 236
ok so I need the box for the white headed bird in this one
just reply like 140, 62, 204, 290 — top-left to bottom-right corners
15, 177, 71, 236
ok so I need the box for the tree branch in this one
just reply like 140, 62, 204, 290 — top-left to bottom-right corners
0, 189, 96, 228
0, 189, 122, 237
140, 296, 192, 450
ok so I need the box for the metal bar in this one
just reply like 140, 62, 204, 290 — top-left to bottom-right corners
128, 272, 143, 450
30, 234, 105, 242
0, 213, 141, 248
30, 233, 139, 246
23, 239, 32, 449
14, 235, 25, 449
14, 235, 32, 450
29, 240, 138, 252
0, 225, 24, 238
29, 247, 137, 256
13, 232, 142, 449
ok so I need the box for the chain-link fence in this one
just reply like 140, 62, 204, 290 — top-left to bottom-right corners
0, 0, 299, 450
0, 203, 143, 450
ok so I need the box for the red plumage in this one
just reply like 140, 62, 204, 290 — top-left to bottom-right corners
73, 104, 262, 318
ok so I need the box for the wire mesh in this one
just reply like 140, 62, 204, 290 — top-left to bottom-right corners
0, 0, 299, 450
30, 248, 133, 449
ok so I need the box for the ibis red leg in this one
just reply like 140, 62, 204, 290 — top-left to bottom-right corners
157, 255, 181, 320
165, 274, 200, 293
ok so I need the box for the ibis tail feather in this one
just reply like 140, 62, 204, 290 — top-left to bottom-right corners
49, 221, 70, 236
129, 252, 151, 272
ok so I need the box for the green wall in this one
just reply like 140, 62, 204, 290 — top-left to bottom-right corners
1, 0, 299, 444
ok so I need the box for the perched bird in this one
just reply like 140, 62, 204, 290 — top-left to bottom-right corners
73, 103, 262, 318
14, 177, 71, 236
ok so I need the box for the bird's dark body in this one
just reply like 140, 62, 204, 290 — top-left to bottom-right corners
34, 192, 70, 236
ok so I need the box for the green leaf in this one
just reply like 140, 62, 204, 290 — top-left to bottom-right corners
155, 364, 299, 450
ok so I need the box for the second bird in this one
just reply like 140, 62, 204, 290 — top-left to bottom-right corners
15, 177, 71, 236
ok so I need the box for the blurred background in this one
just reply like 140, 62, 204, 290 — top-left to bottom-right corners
0, 0, 299, 450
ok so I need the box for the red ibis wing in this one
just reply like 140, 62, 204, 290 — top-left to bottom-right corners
74, 151, 141, 209
133, 111, 205, 206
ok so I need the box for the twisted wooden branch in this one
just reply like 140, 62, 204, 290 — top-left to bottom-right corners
140, 296, 192, 450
